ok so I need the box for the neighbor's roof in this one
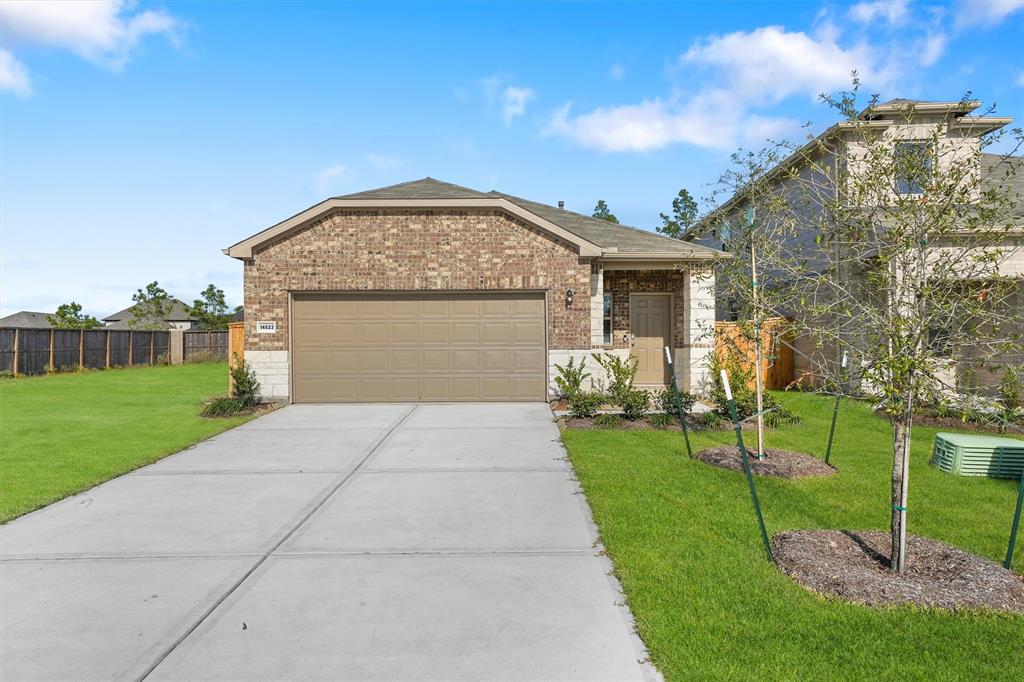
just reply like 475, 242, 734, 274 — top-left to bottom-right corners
103, 298, 194, 323
224, 178, 723, 261
0, 311, 54, 328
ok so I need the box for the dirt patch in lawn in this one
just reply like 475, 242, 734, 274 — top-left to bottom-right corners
694, 445, 836, 478
773, 530, 1024, 613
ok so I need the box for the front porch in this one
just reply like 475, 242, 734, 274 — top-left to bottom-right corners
548, 264, 717, 396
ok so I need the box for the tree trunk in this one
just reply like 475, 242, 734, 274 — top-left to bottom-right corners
890, 390, 914, 573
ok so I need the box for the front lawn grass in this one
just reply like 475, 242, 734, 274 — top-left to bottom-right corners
0, 363, 253, 523
563, 392, 1024, 681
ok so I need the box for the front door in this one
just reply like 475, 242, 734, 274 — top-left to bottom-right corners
630, 294, 671, 385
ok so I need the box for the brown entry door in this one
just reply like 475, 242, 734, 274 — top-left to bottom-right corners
630, 294, 671, 384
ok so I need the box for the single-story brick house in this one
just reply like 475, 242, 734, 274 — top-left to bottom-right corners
224, 178, 722, 402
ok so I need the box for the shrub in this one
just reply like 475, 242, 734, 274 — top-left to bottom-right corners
657, 387, 696, 415
593, 414, 622, 429
648, 412, 674, 429
698, 411, 723, 428
553, 356, 591, 399
230, 355, 261, 407
708, 352, 799, 425
201, 396, 248, 417
592, 352, 638, 403
568, 391, 605, 419
998, 368, 1023, 409
618, 387, 651, 420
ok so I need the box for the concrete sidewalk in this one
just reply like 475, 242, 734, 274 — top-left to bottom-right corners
1, 403, 658, 681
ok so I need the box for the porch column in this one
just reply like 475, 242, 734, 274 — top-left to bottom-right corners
681, 268, 716, 394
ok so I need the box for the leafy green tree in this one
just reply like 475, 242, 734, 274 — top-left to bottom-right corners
592, 200, 619, 223
47, 302, 102, 329
129, 281, 172, 329
656, 189, 699, 239
187, 284, 239, 330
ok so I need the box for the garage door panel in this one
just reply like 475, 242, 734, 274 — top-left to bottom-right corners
292, 293, 546, 402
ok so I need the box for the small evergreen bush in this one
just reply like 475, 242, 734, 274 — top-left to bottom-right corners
618, 387, 651, 420
568, 391, 605, 419
648, 412, 674, 429
657, 387, 696, 415
201, 397, 247, 417
230, 355, 261, 407
593, 414, 622, 429
553, 356, 591, 399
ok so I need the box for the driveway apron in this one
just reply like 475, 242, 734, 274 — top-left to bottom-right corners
1, 403, 657, 681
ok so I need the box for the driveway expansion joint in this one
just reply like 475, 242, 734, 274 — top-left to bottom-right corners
136, 404, 419, 682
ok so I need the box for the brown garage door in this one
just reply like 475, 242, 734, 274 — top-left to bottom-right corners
291, 292, 547, 402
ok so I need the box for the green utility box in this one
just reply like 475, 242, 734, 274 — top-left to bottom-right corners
930, 432, 1024, 479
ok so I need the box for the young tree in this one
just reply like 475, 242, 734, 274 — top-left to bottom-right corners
47, 302, 102, 329
656, 189, 699, 239
187, 284, 239, 330
592, 200, 619, 223
129, 281, 172, 329
709, 83, 1024, 572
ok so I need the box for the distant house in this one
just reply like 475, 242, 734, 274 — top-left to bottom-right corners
103, 298, 197, 330
0, 311, 54, 328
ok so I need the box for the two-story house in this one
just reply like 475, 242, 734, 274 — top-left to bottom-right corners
687, 99, 1023, 393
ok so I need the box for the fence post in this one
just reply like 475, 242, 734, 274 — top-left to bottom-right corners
128, 331, 133, 366
78, 329, 84, 370
12, 328, 19, 377
49, 329, 54, 370
105, 330, 111, 368
150, 332, 155, 365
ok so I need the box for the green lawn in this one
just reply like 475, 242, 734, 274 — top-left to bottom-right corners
562, 392, 1024, 681
0, 363, 254, 523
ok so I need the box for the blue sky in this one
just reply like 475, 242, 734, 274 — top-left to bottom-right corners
2, 0, 1023, 317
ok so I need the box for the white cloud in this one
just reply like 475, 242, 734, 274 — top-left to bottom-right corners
608, 63, 625, 80
0, 0, 181, 72
501, 86, 534, 125
0, 49, 32, 96
918, 32, 947, 66
848, 0, 909, 25
681, 26, 886, 105
954, 0, 1024, 28
312, 164, 349, 195
366, 153, 402, 171
0, 0, 180, 98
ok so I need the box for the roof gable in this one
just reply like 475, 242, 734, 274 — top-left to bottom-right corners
225, 178, 722, 261
103, 298, 194, 322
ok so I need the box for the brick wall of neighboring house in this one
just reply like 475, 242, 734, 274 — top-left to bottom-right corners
243, 208, 592, 350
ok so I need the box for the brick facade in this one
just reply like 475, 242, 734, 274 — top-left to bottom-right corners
243, 209, 592, 353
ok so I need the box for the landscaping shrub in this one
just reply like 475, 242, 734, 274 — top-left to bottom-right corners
201, 396, 248, 417
553, 356, 591, 399
592, 352, 638, 404
568, 391, 605, 419
618, 387, 651, 420
657, 387, 696, 415
698, 411, 723, 428
708, 352, 799, 424
230, 355, 261, 407
648, 412, 674, 429
998, 368, 1023, 409
593, 414, 621, 429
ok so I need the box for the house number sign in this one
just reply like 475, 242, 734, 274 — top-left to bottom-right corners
256, 321, 277, 334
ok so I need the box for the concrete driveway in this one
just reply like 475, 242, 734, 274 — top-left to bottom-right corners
1, 403, 657, 681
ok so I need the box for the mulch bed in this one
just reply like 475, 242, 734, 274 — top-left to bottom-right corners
910, 411, 1024, 434
561, 416, 732, 432
773, 530, 1024, 613
694, 445, 836, 478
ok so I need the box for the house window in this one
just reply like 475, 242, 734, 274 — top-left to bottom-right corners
603, 293, 613, 344
895, 141, 933, 195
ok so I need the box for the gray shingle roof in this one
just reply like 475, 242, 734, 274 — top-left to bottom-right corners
103, 298, 194, 323
0, 311, 54, 328
981, 153, 1024, 218
337, 178, 720, 257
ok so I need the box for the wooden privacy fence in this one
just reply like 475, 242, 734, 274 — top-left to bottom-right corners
715, 317, 795, 390
0, 328, 170, 376
183, 330, 229, 362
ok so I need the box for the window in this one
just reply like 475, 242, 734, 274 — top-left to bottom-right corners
603, 293, 613, 345
895, 141, 933, 195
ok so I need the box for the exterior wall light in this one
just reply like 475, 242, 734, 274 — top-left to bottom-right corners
565, 288, 574, 308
